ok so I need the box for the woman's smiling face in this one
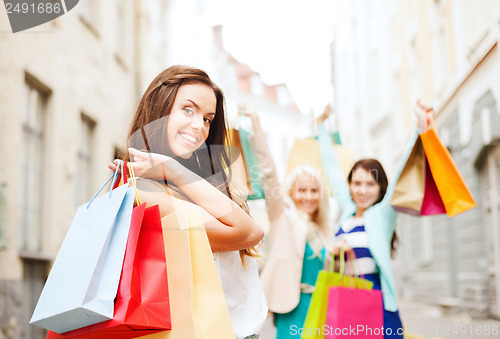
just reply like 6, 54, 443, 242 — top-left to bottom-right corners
290, 173, 320, 217
167, 83, 216, 159
349, 167, 381, 215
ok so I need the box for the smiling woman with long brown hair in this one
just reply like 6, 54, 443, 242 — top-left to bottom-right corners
109, 65, 267, 339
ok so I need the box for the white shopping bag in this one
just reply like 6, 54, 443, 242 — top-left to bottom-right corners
30, 171, 135, 334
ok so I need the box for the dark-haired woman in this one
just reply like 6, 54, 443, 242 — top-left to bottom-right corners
109, 65, 267, 339
317, 104, 422, 339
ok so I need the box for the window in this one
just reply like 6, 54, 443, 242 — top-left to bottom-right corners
76, 114, 96, 206
21, 80, 48, 253
480, 106, 492, 144
430, 0, 449, 96
114, 0, 127, 66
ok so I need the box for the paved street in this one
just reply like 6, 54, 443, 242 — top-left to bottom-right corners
398, 299, 500, 339
260, 299, 500, 339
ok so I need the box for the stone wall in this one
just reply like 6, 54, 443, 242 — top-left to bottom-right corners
0, 281, 23, 339
458, 273, 490, 319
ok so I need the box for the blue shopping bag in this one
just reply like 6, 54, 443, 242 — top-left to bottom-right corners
30, 162, 136, 334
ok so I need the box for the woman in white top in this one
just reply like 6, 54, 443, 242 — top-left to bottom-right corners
109, 65, 268, 339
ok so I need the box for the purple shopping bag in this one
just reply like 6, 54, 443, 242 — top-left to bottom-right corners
325, 286, 383, 338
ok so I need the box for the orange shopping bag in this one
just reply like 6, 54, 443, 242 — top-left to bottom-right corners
420, 118, 476, 217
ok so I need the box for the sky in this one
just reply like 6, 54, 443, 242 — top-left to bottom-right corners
206, 0, 338, 115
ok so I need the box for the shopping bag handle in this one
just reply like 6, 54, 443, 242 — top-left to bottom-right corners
118, 160, 129, 185
329, 249, 371, 290
329, 248, 346, 275
343, 250, 357, 285
345, 250, 371, 290
110, 160, 128, 191
329, 248, 354, 277
127, 162, 142, 206
87, 160, 123, 209
111, 160, 129, 189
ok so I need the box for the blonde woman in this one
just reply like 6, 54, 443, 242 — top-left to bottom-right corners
243, 110, 331, 339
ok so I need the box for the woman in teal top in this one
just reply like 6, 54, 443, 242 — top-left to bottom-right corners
275, 243, 326, 338
243, 109, 332, 339
318, 103, 424, 338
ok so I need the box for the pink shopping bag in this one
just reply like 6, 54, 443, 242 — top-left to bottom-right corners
325, 286, 383, 338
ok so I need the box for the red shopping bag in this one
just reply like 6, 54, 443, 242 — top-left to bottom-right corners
421, 158, 446, 215
47, 203, 171, 339
325, 285, 383, 338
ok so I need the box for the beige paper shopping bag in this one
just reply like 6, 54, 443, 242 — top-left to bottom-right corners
141, 209, 234, 339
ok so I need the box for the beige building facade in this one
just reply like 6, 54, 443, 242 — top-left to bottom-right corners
0, 1, 152, 337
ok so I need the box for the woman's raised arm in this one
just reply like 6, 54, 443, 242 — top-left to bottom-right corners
242, 109, 287, 222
